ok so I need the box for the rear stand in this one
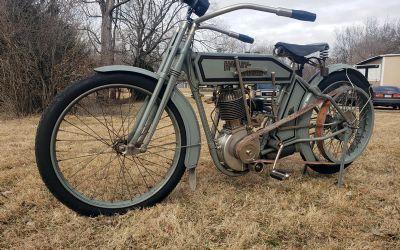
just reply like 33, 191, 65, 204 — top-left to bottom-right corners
300, 128, 351, 188
337, 129, 351, 188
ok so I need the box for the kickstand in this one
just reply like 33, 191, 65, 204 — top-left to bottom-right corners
337, 129, 351, 188
302, 165, 308, 176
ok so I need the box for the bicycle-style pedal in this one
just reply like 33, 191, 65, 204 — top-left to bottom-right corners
270, 169, 290, 181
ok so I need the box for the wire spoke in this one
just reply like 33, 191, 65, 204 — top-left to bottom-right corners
122, 155, 141, 196
76, 102, 119, 140
156, 123, 174, 131
72, 113, 111, 146
63, 118, 110, 146
135, 156, 170, 171
64, 147, 113, 178
117, 156, 134, 199
135, 158, 159, 183
146, 132, 175, 143
74, 154, 119, 189
147, 141, 177, 149
131, 156, 150, 189
120, 96, 138, 139
125, 156, 164, 179
97, 98, 118, 142
57, 138, 105, 142
139, 150, 174, 162
58, 150, 113, 162
58, 129, 104, 139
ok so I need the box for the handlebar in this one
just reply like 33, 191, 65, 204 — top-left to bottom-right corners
291, 9, 316, 22
195, 4, 316, 24
196, 4, 316, 44
198, 25, 254, 44
238, 34, 255, 44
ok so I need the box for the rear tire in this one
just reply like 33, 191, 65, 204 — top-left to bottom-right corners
306, 73, 374, 174
35, 73, 187, 216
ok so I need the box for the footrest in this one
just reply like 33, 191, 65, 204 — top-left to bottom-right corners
270, 169, 290, 181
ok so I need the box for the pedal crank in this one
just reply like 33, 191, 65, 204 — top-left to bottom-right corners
270, 169, 290, 180
269, 143, 290, 181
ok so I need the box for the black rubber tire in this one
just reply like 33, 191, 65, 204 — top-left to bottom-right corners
307, 71, 371, 174
35, 72, 187, 216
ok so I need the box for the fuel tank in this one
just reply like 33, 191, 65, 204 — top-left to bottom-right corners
193, 52, 294, 86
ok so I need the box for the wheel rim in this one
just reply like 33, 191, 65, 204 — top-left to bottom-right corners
50, 84, 182, 209
309, 81, 374, 164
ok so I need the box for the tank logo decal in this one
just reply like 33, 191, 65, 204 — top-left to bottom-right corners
237, 69, 268, 77
224, 60, 251, 71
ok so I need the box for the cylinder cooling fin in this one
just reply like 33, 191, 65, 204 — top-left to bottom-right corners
217, 87, 246, 121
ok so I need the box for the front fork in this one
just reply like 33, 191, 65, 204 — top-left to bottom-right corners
126, 21, 197, 152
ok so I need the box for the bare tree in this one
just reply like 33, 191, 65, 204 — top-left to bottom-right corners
332, 18, 400, 64
251, 43, 275, 54
79, 0, 131, 65
0, 0, 92, 115
117, 0, 183, 70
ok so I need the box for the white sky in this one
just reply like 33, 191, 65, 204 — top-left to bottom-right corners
207, 0, 400, 46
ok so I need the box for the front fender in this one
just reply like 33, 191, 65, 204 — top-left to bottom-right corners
96, 65, 160, 80
95, 65, 201, 170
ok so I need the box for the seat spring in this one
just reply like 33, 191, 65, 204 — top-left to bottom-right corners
320, 49, 329, 60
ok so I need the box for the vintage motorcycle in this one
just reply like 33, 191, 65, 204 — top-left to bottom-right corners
35, 0, 374, 216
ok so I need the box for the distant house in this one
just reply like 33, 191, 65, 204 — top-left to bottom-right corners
356, 52, 400, 87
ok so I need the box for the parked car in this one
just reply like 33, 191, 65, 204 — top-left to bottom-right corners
372, 86, 400, 109
252, 83, 279, 112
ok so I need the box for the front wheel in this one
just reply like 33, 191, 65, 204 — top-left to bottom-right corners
35, 73, 187, 216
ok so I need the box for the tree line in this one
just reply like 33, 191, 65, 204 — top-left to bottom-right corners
0, 0, 182, 115
0, 0, 399, 116
332, 18, 400, 64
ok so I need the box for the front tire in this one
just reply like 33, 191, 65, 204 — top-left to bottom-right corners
35, 73, 187, 216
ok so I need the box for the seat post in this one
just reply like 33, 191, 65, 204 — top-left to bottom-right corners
295, 63, 305, 77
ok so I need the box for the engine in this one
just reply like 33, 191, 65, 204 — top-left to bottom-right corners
214, 86, 265, 172
217, 87, 246, 129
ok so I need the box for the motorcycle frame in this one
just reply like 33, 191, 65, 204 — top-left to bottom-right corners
123, 4, 354, 173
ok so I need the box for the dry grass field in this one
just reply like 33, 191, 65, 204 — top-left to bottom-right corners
0, 97, 399, 248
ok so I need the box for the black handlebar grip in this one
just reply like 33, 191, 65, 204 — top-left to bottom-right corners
238, 34, 255, 44
291, 9, 316, 22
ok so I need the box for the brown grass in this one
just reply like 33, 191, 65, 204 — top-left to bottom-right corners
0, 101, 399, 249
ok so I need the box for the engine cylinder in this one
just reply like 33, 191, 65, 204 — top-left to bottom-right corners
217, 88, 246, 121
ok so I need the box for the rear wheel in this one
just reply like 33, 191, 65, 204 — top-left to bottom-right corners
35, 73, 187, 216
307, 80, 374, 174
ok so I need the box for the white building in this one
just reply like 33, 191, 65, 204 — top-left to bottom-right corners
356, 52, 400, 87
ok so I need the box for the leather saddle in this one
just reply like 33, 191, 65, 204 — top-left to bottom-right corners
275, 42, 329, 64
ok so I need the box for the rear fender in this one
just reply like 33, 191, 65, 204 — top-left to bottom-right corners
95, 65, 201, 170
309, 64, 371, 90
296, 64, 371, 161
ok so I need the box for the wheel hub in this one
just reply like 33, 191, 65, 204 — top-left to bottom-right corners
112, 139, 128, 155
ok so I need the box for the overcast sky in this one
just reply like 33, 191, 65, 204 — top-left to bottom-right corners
209, 0, 400, 46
